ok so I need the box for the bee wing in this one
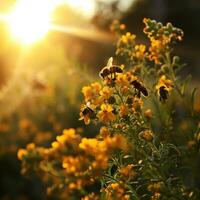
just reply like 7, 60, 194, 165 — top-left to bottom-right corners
107, 57, 113, 68
99, 70, 103, 78
86, 102, 91, 107
141, 87, 148, 96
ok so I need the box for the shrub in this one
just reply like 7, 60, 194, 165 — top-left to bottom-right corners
18, 18, 200, 200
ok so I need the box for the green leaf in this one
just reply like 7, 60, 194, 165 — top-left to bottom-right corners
181, 74, 192, 95
191, 87, 198, 115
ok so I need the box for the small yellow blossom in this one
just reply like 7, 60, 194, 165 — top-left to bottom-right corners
99, 126, 110, 138
120, 164, 136, 177
120, 32, 136, 45
132, 97, 143, 112
119, 104, 129, 117
99, 86, 114, 101
62, 156, 88, 174
156, 75, 173, 91
105, 182, 130, 200
82, 82, 102, 102
133, 44, 146, 60
148, 182, 164, 192
139, 130, 153, 142
26, 143, 35, 150
81, 192, 99, 200
17, 149, 27, 160
97, 104, 116, 123
116, 74, 130, 87
151, 192, 161, 200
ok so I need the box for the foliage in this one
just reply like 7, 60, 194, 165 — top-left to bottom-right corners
18, 18, 200, 200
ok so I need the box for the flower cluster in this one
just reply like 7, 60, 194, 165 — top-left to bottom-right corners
114, 18, 184, 66
18, 128, 128, 198
17, 18, 200, 200
143, 18, 184, 64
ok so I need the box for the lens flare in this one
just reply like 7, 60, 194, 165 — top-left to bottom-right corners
7, 0, 53, 44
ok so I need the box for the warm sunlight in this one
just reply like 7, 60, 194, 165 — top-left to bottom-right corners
7, 0, 54, 45
6, 0, 95, 45
65, 0, 95, 18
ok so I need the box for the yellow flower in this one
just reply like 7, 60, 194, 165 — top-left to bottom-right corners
133, 44, 146, 60
57, 128, 76, 144
79, 135, 128, 170
81, 193, 99, 200
119, 104, 129, 117
151, 193, 161, 200
116, 74, 130, 87
120, 32, 136, 44
139, 130, 153, 142
99, 126, 110, 138
148, 182, 164, 192
132, 97, 143, 112
79, 138, 100, 155
51, 141, 59, 149
105, 182, 130, 200
92, 154, 108, 169
120, 164, 136, 177
104, 134, 129, 152
156, 75, 173, 91
82, 82, 102, 102
99, 86, 114, 101
52, 129, 81, 150
17, 149, 27, 160
26, 143, 35, 150
62, 156, 89, 175
97, 104, 116, 123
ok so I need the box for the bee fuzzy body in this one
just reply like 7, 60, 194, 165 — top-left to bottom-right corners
131, 80, 148, 97
82, 107, 94, 117
158, 86, 168, 102
99, 57, 123, 80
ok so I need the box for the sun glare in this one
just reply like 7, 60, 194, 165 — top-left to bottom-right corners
7, 0, 54, 45
5, 0, 95, 45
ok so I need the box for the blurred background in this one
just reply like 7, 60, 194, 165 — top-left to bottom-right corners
0, 0, 199, 199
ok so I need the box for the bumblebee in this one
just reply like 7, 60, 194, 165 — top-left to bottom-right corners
131, 80, 148, 98
158, 86, 168, 102
109, 65, 123, 74
99, 67, 111, 79
99, 57, 123, 80
82, 106, 94, 117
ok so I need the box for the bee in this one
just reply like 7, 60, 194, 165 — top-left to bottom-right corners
99, 57, 123, 80
131, 80, 148, 98
80, 103, 95, 124
99, 67, 110, 79
81, 102, 94, 117
82, 107, 94, 116
158, 86, 168, 102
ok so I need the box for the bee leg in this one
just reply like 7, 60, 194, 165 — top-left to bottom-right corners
137, 91, 141, 98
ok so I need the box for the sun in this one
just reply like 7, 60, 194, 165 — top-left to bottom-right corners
5, 0, 96, 45
7, 0, 54, 45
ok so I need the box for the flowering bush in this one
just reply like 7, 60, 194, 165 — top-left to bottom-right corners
18, 19, 200, 199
